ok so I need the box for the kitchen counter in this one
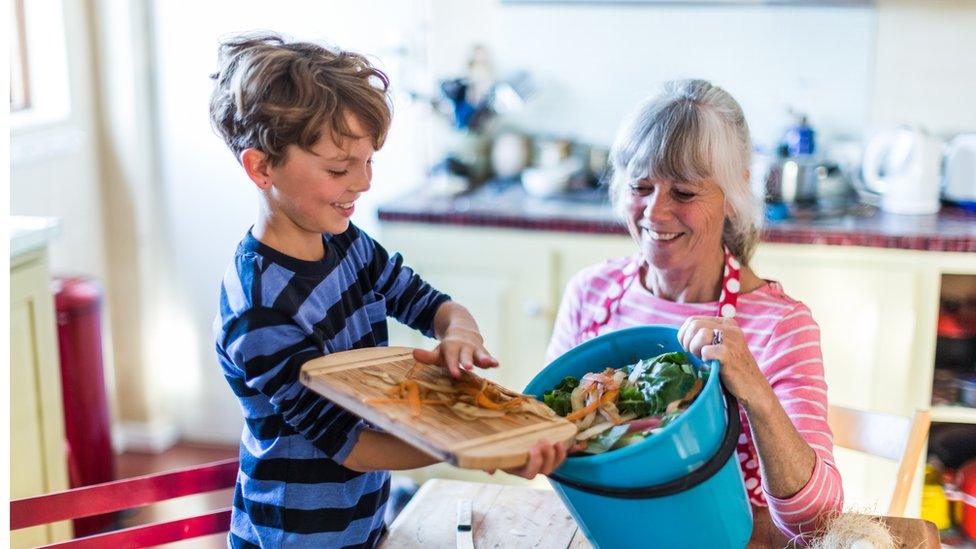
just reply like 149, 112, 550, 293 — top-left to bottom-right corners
10, 216, 61, 259
377, 185, 976, 252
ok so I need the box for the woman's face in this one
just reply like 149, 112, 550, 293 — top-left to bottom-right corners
624, 176, 728, 273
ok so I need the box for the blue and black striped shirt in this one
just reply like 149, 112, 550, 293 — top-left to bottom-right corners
213, 225, 450, 547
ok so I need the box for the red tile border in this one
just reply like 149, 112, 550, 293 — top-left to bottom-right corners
378, 210, 976, 253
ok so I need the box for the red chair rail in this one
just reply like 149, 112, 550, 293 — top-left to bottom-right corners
10, 457, 239, 548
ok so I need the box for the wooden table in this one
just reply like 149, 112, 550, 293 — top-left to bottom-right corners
380, 479, 941, 548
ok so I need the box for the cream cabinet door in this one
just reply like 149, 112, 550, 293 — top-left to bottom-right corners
551, 234, 635, 301
751, 243, 942, 516
10, 252, 71, 546
752, 244, 938, 416
381, 224, 555, 392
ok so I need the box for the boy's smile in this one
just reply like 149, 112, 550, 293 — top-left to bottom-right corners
247, 113, 375, 261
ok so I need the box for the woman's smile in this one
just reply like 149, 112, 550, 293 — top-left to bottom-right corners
643, 228, 683, 242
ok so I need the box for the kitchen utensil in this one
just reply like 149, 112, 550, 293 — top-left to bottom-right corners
456, 499, 474, 549
860, 127, 944, 214
534, 137, 572, 169
522, 158, 582, 198
490, 132, 529, 179
783, 111, 816, 157
756, 152, 856, 217
299, 347, 577, 470
943, 133, 976, 210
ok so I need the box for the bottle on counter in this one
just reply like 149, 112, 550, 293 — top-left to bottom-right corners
783, 111, 816, 158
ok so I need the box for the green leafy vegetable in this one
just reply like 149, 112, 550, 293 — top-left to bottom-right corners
542, 351, 705, 456
585, 424, 630, 454
543, 376, 579, 416
617, 383, 654, 417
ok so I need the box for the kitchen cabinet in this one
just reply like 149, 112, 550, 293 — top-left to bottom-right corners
382, 224, 558, 392
378, 221, 976, 513
10, 218, 71, 547
750, 244, 976, 516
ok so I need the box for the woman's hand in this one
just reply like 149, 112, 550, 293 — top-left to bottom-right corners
677, 316, 770, 409
483, 439, 569, 479
679, 315, 822, 500
413, 325, 499, 379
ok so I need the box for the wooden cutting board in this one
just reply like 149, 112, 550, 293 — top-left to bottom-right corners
300, 346, 577, 470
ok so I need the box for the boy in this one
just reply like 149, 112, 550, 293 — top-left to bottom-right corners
209, 33, 566, 548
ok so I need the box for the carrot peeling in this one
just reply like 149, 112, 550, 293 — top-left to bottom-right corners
404, 380, 422, 416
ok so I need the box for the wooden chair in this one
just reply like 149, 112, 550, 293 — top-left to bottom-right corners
9, 458, 238, 548
827, 405, 932, 516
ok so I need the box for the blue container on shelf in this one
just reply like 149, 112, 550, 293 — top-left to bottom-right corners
524, 325, 753, 549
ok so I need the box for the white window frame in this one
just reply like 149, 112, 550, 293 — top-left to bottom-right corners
9, 0, 71, 131
10, 0, 31, 111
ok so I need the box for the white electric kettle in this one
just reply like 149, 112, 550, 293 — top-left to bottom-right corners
943, 133, 976, 210
861, 127, 944, 214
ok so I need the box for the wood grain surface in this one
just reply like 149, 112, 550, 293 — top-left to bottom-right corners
300, 347, 577, 470
381, 479, 941, 549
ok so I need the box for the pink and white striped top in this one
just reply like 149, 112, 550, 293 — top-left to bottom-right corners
545, 255, 844, 539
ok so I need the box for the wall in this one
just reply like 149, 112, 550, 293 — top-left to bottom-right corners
148, 0, 432, 441
92, 0, 182, 451
871, 0, 976, 134
425, 0, 876, 151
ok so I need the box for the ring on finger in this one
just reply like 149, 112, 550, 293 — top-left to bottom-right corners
711, 328, 724, 346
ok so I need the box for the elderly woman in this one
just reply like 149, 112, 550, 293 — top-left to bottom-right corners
545, 80, 842, 539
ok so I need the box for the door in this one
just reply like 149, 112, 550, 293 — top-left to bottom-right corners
10, 253, 71, 546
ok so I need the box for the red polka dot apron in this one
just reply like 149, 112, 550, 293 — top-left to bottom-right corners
582, 247, 765, 505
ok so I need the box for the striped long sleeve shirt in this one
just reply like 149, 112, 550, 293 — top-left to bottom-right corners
545, 256, 843, 540
213, 225, 450, 548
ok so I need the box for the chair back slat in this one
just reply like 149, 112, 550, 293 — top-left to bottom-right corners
37, 508, 232, 549
827, 405, 931, 516
828, 406, 911, 461
889, 409, 931, 516
10, 458, 239, 530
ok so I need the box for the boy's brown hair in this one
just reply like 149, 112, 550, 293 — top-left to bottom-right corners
209, 32, 392, 166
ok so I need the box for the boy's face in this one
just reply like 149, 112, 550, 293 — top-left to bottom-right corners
265, 113, 375, 236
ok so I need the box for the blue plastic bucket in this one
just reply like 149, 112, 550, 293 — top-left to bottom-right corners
525, 325, 753, 548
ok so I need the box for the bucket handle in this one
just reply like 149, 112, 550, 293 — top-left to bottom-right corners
548, 383, 741, 499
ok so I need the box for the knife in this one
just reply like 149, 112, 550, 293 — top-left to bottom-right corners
456, 499, 474, 549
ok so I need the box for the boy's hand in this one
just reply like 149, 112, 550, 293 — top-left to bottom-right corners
413, 325, 498, 379
483, 439, 568, 479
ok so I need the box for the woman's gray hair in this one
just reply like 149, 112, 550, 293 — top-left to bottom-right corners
608, 79, 763, 263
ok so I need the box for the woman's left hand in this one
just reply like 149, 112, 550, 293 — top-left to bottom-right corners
678, 316, 768, 408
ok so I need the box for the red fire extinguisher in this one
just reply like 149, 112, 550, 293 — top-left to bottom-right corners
54, 276, 116, 535
959, 460, 976, 539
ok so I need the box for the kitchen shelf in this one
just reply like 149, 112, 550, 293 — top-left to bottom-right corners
931, 405, 976, 425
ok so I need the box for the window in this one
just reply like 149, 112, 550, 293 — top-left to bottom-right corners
9, 0, 70, 130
